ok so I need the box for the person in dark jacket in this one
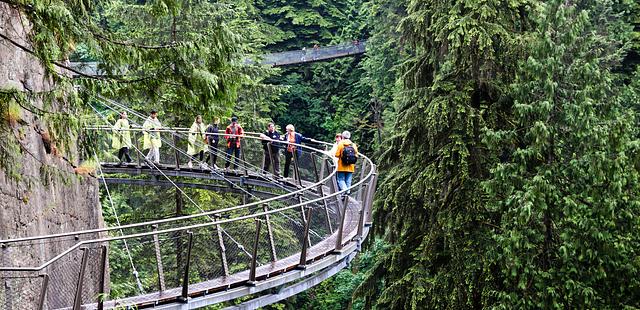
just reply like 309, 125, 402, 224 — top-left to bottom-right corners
281, 124, 315, 178
204, 117, 220, 169
259, 123, 281, 177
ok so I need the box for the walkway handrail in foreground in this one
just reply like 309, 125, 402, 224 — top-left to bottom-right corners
0, 126, 377, 310
0, 129, 329, 247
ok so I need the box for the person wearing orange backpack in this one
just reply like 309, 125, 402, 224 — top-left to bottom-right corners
335, 130, 359, 195
224, 116, 244, 171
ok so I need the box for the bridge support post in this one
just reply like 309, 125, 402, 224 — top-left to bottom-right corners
37, 274, 49, 310
356, 184, 368, 239
153, 225, 166, 292
173, 132, 181, 170
316, 156, 333, 233
134, 131, 142, 168
297, 195, 311, 246
264, 204, 277, 262
240, 139, 249, 176
313, 155, 333, 233
267, 142, 276, 175
97, 245, 108, 310
298, 206, 313, 269
248, 219, 262, 284
357, 161, 368, 203
215, 217, 230, 277
73, 247, 89, 310
180, 231, 194, 302
293, 151, 302, 187
334, 196, 350, 252
365, 167, 378, 226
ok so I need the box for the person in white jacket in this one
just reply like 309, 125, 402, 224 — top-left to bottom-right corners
187, 115, 207, 169
327, 132, 343, 160
143, 111, 162, 164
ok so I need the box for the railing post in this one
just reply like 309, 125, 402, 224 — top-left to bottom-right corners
134, 131, 141, 168
240, 139, 249, 176
357, 161, 368, 203
365, 168, 378, 226
329, 169, 344, 211
263, 204, 277, 262
248, 219, 262, 284
180, 231, 194, 302
37, 274, 49, 310
298, 206, 313, 268
334, 196, 349, 252
313, 154, 333, 233
267, 142, 276, 175
97, 245, 108, 310
173, 131, 181, 170
215, 219, 230, 277
153, 225, 166, 292
297, 195, 311, 246
293, 151, 302, 187
73, 247, 89, 310
357, 183, 368, 239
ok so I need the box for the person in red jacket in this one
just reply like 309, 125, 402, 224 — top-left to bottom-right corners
224, 116, 244, 170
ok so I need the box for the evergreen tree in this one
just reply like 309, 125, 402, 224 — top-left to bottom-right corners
483, 1, 640, 308
358, 0, 640, 309
357, 0, 532, 307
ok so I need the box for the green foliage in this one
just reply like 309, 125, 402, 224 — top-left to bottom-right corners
275, 239, 386, 310
483, 1, 640, 308
358, 0, 640, 309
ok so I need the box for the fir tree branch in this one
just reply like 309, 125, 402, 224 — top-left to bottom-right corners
92, 32, 178, 50
0, 31, 110, 80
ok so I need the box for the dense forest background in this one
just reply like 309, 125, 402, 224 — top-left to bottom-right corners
1, 0, 640, 308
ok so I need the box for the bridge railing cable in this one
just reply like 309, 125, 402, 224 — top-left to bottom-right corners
0, 106, 376, 310
90, 99, 326, 242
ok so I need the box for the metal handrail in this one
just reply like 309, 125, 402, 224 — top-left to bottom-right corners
0, 130, 337, 245
0, 128, 375, 273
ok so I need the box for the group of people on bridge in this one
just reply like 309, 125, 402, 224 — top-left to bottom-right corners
111, 111, 360, 194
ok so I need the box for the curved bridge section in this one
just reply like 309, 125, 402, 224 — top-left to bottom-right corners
0, 121, 377, 309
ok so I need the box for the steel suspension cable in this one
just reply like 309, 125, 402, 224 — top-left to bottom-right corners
94, 151, 146, 294
90, 103, 257, 259
94, 98, 322, 237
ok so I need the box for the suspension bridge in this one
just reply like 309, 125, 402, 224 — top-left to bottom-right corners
68, 41, 367, 76
0, 96, 377, 309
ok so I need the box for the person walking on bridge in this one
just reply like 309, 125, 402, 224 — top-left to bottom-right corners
112, 111, 132, 165
281, 124, 315, 179
224, 116, 244, 171
259, 122, 281, 177
187, 115, 207, 169
204, 117, 220, 169
335, 130, 359, 195
143, 110, 162, 164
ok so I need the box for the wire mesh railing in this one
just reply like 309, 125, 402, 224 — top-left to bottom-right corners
0, 125, 377, 309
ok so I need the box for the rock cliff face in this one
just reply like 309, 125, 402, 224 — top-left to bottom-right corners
0, 3, 106, 308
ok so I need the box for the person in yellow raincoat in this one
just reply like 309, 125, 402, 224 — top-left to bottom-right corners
187, 115, 207, 169
143, 110, 162, 164
112, 111, 132, 165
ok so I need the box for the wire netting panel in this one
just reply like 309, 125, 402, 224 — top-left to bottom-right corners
189, 227, 225, 284
44, 249, 83, 308
269, 208, 305, 261
221, 220, 256, 275
80, 246, 106, 305
308, 204, 333, 247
